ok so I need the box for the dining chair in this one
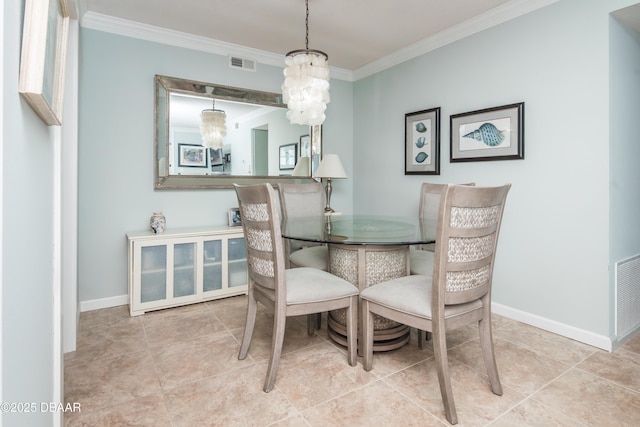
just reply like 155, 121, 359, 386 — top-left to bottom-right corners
234, 183, 359, 392
278, 182, 329, 332
277, 182, 328, 271
411, 182, 475, 348
410, 182, 475, 275
360, 183, 511, 425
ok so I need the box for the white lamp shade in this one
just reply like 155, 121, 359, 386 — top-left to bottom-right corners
292, 156, 311, 176
314, 154, 347, 179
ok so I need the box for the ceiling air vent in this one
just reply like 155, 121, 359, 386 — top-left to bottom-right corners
229, 56, 256, 72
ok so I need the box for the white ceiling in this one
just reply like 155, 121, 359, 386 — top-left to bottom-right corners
81, 0, 558, 72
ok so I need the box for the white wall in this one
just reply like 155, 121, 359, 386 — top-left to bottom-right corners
2, 0, 62, 424
353, 0, 640, 344
77, 29, 354, 303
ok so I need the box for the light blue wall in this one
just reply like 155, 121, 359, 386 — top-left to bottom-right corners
353, 0, 639, 338
78, 0, 638, 341
609, 10, 640, 337
2, 0, 56, 425
77, 30, 353, 302
610, 13, 640, 275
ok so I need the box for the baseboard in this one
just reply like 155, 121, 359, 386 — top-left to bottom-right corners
492, 302, 613, 352
80, 294, 128, 312
79, 295, 614, 351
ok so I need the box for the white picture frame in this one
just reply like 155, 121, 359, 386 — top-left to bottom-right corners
19, 0, 70, 126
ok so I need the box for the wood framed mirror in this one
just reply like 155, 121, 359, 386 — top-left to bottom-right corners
155, 75, 322, 189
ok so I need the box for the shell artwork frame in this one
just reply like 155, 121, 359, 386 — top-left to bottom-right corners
405, 107, 441, 175
450, 102, 525, 162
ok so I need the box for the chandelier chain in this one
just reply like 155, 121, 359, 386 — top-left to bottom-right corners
305, 0, 309, 50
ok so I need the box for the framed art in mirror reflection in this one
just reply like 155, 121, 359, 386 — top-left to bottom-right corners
178, 144, 208, 168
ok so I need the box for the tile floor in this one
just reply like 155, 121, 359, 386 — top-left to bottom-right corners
64, 295, 640, 426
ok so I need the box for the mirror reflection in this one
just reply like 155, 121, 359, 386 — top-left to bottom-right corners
155, 75, 322, 189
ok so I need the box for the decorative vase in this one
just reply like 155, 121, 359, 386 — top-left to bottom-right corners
150, 211, 166, 234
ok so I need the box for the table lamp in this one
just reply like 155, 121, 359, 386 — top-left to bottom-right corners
291, 156, 310, 177
314, 154, 347, 213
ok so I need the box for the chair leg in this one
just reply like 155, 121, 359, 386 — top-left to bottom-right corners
432, 326, 458, 425
305, 313, 322, 335
264, 311, 286, 392
238, 292, 257, 360
346, 296, 357, 366
478, 316, 503, 396
307, 314, 316, 336
362, 300, 374, 371
417, 330, 432, 349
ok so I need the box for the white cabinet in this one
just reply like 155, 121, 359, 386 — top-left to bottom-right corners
127, 226, 247, 316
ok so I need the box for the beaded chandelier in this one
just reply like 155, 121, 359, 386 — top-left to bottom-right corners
200, 100, 227, 149
282, 0, 329, 126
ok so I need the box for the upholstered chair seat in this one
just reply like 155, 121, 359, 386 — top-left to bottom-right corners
289, 245, 329, 270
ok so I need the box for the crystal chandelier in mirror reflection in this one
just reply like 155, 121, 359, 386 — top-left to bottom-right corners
282, 0, 330, 126
200, 100, 227, 149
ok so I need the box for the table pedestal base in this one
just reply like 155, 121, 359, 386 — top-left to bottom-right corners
328, 244, 411, 352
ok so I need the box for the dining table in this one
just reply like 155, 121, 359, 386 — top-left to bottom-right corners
281, 214, 436, 352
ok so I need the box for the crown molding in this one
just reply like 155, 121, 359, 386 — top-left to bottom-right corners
80, 12, 354, 82
81, 0, 558, 83
353, 0, 559, 80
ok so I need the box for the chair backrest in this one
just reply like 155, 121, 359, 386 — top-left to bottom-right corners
277, 182, 326, 251
419, 182, 476, 221
278, 182, 326, 220
234, 183, 285, 292
432, 184, 511, 307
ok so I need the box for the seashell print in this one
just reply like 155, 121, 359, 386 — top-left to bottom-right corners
462, 123, 505, 147
415, 137, 426, 148
415, 122, 427, 133
415, 152, 428, 163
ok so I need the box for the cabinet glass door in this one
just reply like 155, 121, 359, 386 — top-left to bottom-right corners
203, 240, 223, 292
173, 242, 196, 297
228, 237, 247, 287
141, 245, 167, 302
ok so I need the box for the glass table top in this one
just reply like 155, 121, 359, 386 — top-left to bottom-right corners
281, 214, 436, 246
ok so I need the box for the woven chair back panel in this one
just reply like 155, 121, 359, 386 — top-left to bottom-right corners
241, 202, 270, 222
450, 205, 501, 228
245, 228, 273, 253
444, 204, 501, 303
241, 202, 277, 289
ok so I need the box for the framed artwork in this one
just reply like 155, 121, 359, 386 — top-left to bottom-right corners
405, 107, 441, 175
19, 0, 70, 126
279, 143, 297, 170
228, 208, 242, 227
450, 102, 524, 162
210, 148, 223, 166
178, 144, 208, 168
299, 134, 311, 158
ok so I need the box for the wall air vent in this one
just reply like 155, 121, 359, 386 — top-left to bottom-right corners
229, 56, 256, 72
616, 254, 640, 340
